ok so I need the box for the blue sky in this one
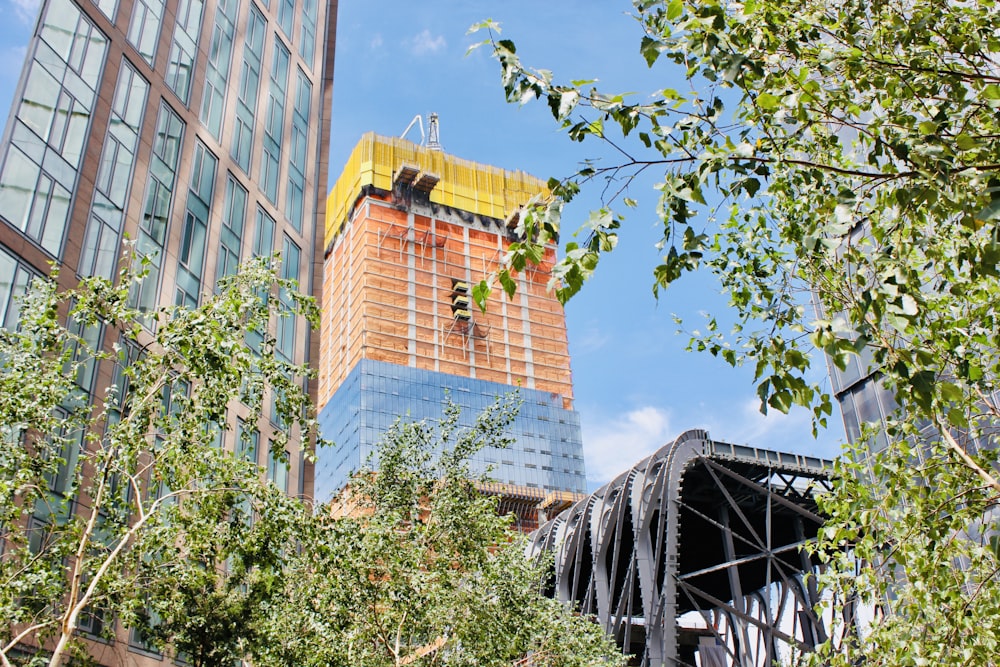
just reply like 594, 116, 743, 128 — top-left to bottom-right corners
0, 0, 844, 485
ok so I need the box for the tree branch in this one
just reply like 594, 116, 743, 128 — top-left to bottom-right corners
938, 421, 1000, 496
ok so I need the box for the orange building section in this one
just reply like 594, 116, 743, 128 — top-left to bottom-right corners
319, 135, 575, 414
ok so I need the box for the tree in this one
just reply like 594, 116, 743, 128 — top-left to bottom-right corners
251, 397, 625, 667
1, 256, 622, 666
0, 253, 316, 667
471, 0, 1000, 664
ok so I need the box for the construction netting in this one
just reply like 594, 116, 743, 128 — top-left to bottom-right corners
325, 132, 548, 246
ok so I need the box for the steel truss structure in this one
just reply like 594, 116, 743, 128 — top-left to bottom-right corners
528, 430, 836, 666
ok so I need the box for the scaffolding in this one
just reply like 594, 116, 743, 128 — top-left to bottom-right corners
441, 278, 493, 363
376, 223, 449, 264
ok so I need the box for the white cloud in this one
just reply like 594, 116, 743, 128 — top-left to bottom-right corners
582, 405, 674, 485
579, 397, 842, 490
369, 33, 383, 50
409, 29, 446, 56
8, 0, 40, 23
697, 398, 843, 459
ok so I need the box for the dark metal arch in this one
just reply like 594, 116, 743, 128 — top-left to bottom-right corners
529, 430, 835, 666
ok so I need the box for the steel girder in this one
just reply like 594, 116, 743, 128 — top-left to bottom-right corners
528, 430, 835, 667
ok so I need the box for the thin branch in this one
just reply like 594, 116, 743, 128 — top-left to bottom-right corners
2, 620, 56, 663
938, 422, 1000, 495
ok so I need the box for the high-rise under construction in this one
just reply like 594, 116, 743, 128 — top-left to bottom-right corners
316, 128, 588, 502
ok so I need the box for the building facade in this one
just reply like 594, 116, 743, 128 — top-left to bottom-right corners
316, 133, 588, 501
0, 0, 336, 660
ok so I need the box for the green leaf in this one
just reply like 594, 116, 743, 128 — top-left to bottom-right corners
667, 0, 684, 20
976, 197, 1000, 222
472, 280, 491, 312
955, 133, 977, 151
498, 270, 517, 298
640, 36, 661, 67
756, 93, 780, 111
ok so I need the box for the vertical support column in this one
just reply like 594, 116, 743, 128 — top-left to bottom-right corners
407, 210, 417, 364
498, 236, 513, 385
795, 515, 828, 645
720, 505, 754, 666
519, 274, 535, 389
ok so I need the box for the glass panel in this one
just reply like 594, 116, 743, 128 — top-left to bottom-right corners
277, 0, 294, 38
92, 0, 118, 21
40, 180, 71, 255
253, 207, 275, 257
81, 62, 147, 278
0, 247, 38, 330
0, 148, 38, 231
164, 0, 204, 103
298, 0, 316, 62
40, 0, 80, 61
19, 64, 60, 141
127, 0, 165, 64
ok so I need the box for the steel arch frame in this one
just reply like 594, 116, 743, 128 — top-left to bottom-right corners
529, 430, 836, 666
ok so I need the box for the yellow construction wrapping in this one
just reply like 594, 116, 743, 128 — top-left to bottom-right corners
325, 132, 548, 246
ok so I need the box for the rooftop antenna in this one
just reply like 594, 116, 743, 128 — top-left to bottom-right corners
426, 112, 442, 151
400, 113, 443, 151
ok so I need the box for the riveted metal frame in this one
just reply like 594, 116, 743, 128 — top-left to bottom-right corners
530, 430, 838, 666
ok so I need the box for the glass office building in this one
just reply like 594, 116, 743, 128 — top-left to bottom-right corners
0, 0, 337, 661
0, 0, 336, 495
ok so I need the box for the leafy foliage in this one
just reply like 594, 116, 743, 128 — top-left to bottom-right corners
0, 253, 316, 667
1, 259, 621, 666
473, 0, 1000, 664
252, 397, 625, 667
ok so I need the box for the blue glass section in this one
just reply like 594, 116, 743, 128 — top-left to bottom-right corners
316, 359, 587, 502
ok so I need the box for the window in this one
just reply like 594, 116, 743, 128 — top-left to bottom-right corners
0, 153, 72, 257
236, 418, 259, 465
175, 141, 217, 308
164, 0, 205, 103
277, 0, 294, 39
92, 0, 117, 19
200, 0, 239, 139
275, 236, 300, 361
0, 0, 107, 259
63, 315, 103, 407
298, 0, 317, 62
215, 175, 248, 284
260, 146, 279, 204
246, 207, 276, 354
267, 443, 289, 493
126, 0, 166, 65
129, 103, 184, 322
252, 206, 276, 258
80, 61, 148, 279
284, 69, 311, 232
259, 38, 289, 204
0, 246, 37, 330
230, 5, 265, 173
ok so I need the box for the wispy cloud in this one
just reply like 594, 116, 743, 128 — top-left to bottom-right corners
582, 405, 673, 485
369, 33, 383, 50
8, 0, 40, 23
574, 325, 611, 354
4, 45, 26, 64
409, 29, 446, 56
